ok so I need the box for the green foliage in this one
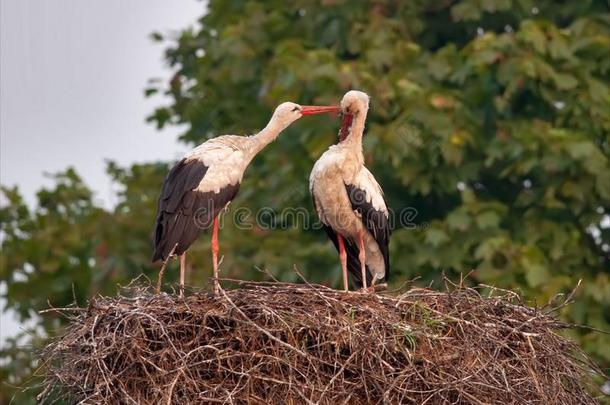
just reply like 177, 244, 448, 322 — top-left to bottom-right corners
1, 0, 609, 401
0, 166, 167, 402
145, 0, 610, 367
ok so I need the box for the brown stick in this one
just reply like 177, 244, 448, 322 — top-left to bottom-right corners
156, 244, 177, 294
179, 253, 186, 298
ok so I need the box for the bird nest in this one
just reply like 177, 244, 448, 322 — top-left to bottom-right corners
38, 279, 601, 404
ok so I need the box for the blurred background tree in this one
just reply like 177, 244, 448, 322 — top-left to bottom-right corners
1, 0, 609, 402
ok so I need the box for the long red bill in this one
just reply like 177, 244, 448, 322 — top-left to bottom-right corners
300, 105, 341, 116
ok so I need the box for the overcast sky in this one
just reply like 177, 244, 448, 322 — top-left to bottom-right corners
1, 0, 203, 343
0, 0, 203, 207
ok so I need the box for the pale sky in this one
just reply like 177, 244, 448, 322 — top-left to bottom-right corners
1, 0, 203, 343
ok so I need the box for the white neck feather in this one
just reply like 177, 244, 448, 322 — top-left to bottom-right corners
228, 112, 287, 161
248, 117, 286, 156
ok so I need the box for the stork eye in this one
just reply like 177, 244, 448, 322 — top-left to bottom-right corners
291, 106, 300, 112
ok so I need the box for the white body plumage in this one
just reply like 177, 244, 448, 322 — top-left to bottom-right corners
310, 91, 390, 286
154, 102, 317, 261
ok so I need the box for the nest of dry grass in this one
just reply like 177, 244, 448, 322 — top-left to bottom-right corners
39, 280, 601, 404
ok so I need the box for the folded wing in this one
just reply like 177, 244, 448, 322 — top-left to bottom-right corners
152, 158, 240, 262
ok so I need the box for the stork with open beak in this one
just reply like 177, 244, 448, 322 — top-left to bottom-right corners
309, 90, 390, 291
153, 102, 340, 296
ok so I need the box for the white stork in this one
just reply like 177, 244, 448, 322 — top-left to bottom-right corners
153, 102, 340, 296
309, 90, 390, 291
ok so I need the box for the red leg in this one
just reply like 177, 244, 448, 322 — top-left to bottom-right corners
357, 230, 368, 290
337, 234, 348, 292
179, 252, 186, 298
212, 216, 220, 296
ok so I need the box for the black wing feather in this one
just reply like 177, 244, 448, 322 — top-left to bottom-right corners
345, 183, 391, 282
152, 158, 240, 262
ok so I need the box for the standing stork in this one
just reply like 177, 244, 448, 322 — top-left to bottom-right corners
309, 91, 390, 291
153, 102, 340, 296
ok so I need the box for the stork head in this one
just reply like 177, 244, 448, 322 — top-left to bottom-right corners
341, 90, 370, 114
271, 102, 340, 131
339, 90, 370, 141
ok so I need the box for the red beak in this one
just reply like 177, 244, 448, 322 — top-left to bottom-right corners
300, 105, 341, 116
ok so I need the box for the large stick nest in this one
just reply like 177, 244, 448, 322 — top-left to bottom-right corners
39, 280, 601, 404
